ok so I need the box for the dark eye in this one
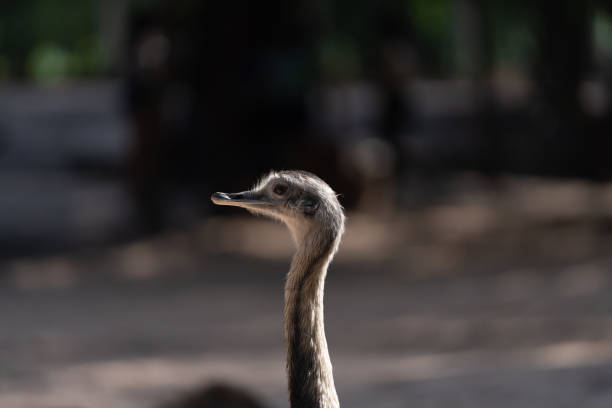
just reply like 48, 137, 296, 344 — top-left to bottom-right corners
273, 183, 288, 196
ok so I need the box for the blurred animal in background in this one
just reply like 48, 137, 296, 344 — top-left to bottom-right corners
212, 170, 345, 408
160, 383, 268, 408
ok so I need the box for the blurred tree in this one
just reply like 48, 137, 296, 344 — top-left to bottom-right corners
532, 0, 591, 176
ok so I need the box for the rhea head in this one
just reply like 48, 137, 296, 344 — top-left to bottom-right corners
212, 170, 344, 408
211, 170, 344, 247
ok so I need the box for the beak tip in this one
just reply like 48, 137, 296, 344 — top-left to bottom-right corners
211, 190, 264, 208
211, 192, 230, 204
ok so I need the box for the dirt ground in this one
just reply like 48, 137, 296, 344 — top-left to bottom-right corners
3, 252, 612, 408
2, 177, 612, 408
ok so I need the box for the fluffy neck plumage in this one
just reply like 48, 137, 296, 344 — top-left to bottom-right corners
284, 227, 340, 408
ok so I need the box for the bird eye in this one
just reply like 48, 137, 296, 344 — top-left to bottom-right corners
273, 183, 288, 196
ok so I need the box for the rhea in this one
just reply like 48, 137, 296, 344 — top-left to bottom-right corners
211, 170, 344, 408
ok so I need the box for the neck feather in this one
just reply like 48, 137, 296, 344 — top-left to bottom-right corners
284, 228, 340, 408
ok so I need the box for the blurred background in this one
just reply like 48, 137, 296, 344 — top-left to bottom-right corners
1, 0, 612, 407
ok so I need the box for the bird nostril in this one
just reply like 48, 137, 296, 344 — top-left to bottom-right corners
228, 192, 246, 200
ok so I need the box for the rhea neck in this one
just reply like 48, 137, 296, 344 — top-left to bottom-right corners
284, 221, 340, 408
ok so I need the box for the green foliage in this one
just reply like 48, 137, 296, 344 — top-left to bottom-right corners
0, 0, 102, 81
407, 0, 453, 75
488, 3, 536, 72
318, 35, 362, 82
594, 10, 612, 63
28, 43, 70, 81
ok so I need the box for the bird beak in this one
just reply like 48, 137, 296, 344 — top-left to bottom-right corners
211, 191, 270, 210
